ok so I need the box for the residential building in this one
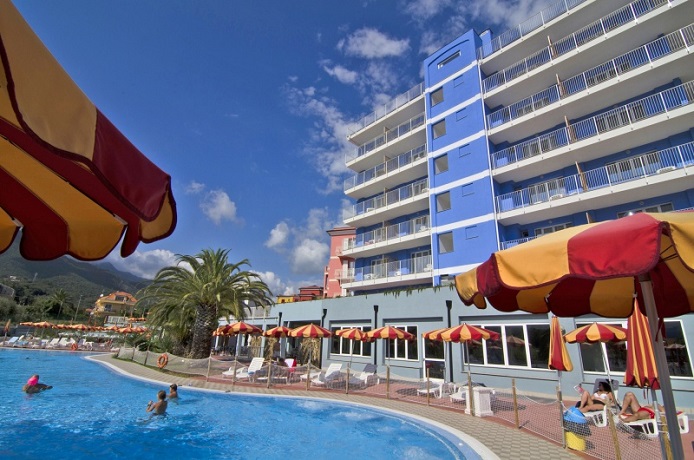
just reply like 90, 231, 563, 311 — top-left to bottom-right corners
90, 291, 137, 317
323, 226, 355, 298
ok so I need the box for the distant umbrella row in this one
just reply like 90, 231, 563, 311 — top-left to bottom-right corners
19, 321, 147, 334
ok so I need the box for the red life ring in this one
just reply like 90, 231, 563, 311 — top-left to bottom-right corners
157, 353, 168, 369
70, 342, 78, 351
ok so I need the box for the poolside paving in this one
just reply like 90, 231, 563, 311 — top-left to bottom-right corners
90, 354, 580, 460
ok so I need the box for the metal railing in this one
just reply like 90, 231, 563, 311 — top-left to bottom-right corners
346, 112, 426, 163
487, 24, 694, 130
341, 254, 433, 282
348, 83, 424, 136
482, 0, 669, 93
343, 216, 429, 251
491, 80, 694, 169
496, 141, 694, 213
500, 236, 538, 250
344, 144, 427, 192
346, 178, 429, 220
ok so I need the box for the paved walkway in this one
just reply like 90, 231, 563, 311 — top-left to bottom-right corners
90, 354, 579, 460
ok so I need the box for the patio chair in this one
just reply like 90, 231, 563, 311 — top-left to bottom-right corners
417, 378, 446, 398
583, 378, 620, 427
623, 412, 690, 438
311, 363, 343, 387
45, 338, 60, 348
347, 363, 379, 388
226, 357, 265, 381
4, 336, 19, 346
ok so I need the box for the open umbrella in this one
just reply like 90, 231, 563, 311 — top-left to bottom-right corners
455, 211, 694, 458
421, 327, 448, 341
335, 328, 374, 364
221, 322, 263, 336
564, 322, 626, 386
0, 1, 176, 261
288, 324, 332, 338
263, 326, 291, 360
440, 324, 499, 380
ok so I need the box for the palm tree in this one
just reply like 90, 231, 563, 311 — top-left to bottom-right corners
139, 249, 274, 359
51, 289, 70, 320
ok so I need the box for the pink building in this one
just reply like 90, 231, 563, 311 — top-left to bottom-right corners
323, 226, 355, 298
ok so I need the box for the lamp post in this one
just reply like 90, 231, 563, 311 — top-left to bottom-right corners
373, 305, 379, 365
72, 295, 83, 323
446, 300, 454, 382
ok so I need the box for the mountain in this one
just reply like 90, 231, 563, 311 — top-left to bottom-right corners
0, 241, 150, 301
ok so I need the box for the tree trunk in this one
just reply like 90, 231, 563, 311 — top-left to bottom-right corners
189, 304, 217, 359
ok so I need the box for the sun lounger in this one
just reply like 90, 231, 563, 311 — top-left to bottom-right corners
623, 412, 689, 438
3, 336, 19, 346
417, 378, 446, 398
347, 363, 379, 388
311, 363, 343, 387
225, 357, 265, 382
45, 338, 60, 348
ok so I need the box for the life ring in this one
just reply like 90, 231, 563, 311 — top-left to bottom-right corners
70, 342, 78, 351
157, 353, 168, 369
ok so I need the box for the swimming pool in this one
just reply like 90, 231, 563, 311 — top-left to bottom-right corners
1, 349, 492, 459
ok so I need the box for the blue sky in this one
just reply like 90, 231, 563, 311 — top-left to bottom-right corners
14, 0, 551, 295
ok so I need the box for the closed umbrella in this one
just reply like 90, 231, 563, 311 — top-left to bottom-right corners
0, 1, 176, 261
455, 211, 694, 458
549, 315, 573, 391
625, 299, 659, 389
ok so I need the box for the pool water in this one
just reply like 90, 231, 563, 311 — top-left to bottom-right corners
1, 349, 481, 459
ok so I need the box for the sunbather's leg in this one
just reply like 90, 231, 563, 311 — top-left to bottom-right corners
578, 390, 592, 409
619, 391, 641, 416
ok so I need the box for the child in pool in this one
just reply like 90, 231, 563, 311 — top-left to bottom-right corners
146, 390, 168, 416
22, 374, 52, 393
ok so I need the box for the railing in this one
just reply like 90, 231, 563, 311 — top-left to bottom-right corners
500, 236, 538, 250
342, 254, 433, 283
487, 24, 694, 130
346, 112, 426, 163
346, 178, 429, 220
491, 80, 694, 169
343, 216, 429, 251
482, 0, 669, 93
496, 141, 694, 213
477, 0, 588, 60
348, 83, 424, 136
344, 144, 427, 192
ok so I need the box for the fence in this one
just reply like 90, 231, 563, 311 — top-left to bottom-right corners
116, 347, 673, 459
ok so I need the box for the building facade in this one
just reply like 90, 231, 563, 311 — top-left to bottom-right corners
323, 226, 355, 298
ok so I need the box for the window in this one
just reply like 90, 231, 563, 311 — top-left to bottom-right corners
462, 183, 473, 196
456, 108, 467, 121
534, 222, 573, 237
432, 120, 446, 139
438, 232, 454, 254
436, 191, 451, 212
458, 144, 470, 157
466, 323, 550, 369
454, 75, 464, 87
438, 51, 461, 69
330, 326, 372, 357
617, 203, 674, 218
386, 325, 418, 360
431, 88, 444, 106
434, 154, 449, 174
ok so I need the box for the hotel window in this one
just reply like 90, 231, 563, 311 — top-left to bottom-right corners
454, 75, 464, 87
534, 222, 572, 236
432, 120, 446, 139
387, 325, 419, 360
438, 232, 454, 254
431, 88, 444, 106
434, 154, 449, 174
458, 144, 470, 157
465, 226, 479, 240
617, 202, 674, 218
438, 51, 461, 69
456, 108, 467, 121
436, 191, 451, 212
462, 183, 473, 196
466, 323, 550, 369
423, 335, 446, 379
330, 326, 372, 357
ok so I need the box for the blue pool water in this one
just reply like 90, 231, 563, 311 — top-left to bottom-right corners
1, 349, 484, 459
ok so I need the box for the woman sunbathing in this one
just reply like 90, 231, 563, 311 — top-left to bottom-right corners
577, 381, 613, 413
618, 392, 665, 422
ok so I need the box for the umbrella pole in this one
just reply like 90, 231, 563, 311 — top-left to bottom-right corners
641, 278, 682, 460
557, 372, 566, 449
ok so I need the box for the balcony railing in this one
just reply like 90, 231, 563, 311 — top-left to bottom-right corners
344, 144, 427, 192
346, 112, 425, 163
343, 216, 429, 251
477, 0, 588, 60
496, 141, 694, 213
500, 236, 538, 250
482, 0, 669, 94
342, 254, 433, 283
348, 83, 424, 136
487, 24, 694, 129
346, 178, 429, 220
491, 80, 694, 169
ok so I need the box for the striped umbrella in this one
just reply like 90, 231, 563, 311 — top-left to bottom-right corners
625, 299, 659, 390
263, 326, 291, 338
221, 322, 263, 336
564, 323, 627, 343
0, 2, 176, 261
440, 324, 499, 380
455, 211, 694, 458
288, 324, 332, 338
421, 327, 449, 341
366, 326, 414, 341
549, 316, 573, 372
335, 328, 373, 364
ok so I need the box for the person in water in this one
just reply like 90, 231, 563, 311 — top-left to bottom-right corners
168, 383, 178, 399
22, 374, 52, 394
146, 390, 168, 415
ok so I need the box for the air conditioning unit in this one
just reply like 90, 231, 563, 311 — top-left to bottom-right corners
549, 193, 565, 201
656, 166, 677, 174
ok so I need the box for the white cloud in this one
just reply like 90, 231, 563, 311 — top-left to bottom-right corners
200, 189, 239, 225
252, 270, 284, 296
265, 221, 290, 250
291, 238, 329, 275
404, 0, 454, 21
338, 28, 410, 59
323, 64, 359, 85
185, 181, 205, 195
105, 248, 179, 280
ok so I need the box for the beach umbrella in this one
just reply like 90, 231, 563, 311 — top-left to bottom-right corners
440, 324, 499, 380
421, 327, 448, 341
0, 1, 176, 261
263, 326, 291, 338
624, 299, 659, 390
548, 315, 573, 392
288, 324, 332, 338
455, 211, 694, 459
335, 328, 374, 364
564, 322, 627, 387
366, 325, 414, 341
221, 322, 263, 336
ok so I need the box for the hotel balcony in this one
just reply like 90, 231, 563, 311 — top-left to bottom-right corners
486, 23, 694, 142
491, 80, 694, 183
340, 254, 433, 290
495, 141, 694, 225
341, 216, 430, 258
346, 112, 426, 171
481, 0, 693, 108
344, 144, 427, 199
344, 178, 429, 227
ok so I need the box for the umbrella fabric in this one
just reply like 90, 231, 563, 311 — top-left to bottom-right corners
440, 324, 499, 343
335, 328, 371, 342
624, 299, 659, 389
366, 326, 414, 341
221, 322, 263, 336
564, 323, 627, 344
548, 316, 573, 372
455, 212, 694, 318
32, 321, 55, 329
0, 1, 176, 260
263, 326, 291, 338
422, 327, 449, 341
288, 324, 332, 338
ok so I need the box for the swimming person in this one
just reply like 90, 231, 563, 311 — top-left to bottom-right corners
22, 374, 52, 394
146, 390, 168, 416
168, 383, 178, 399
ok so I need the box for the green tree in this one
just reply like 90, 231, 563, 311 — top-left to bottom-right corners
51, 289, 70, 320
139, 249, 274, 359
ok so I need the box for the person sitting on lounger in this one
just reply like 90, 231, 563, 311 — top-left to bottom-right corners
22, 374, 52, 394
618, 392, 665, 422
577, 381, 614, 413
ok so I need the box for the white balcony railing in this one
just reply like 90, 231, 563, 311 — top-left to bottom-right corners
343, 216, 429, 251
500, 236, 538, 250
487, 24, 694, 129
344, 144, 426, 192
341, 254, 433, 283
346, 178, 429, 220
482, 0, 670, 94
496, 141, 694, 213
346, 112, 425, 163
492, 80, 694, 169
348, 83, 424, 136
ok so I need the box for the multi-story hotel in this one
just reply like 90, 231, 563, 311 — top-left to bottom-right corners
341, 0, 693, 295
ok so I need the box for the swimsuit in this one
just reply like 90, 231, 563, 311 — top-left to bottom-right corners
637, 406, 656, 419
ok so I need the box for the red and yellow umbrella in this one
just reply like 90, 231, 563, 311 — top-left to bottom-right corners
625, 299, 658, 389
220, 322, 263, 336
366, 326, 414, 341
0, 1, 176, 261
263, 326, 291, 338
288, 324, 332, 338
549, 316, 573, 372
335, 328, 372, 342
439, 324, 499, 343
564, 323, 627, 344
421, 327, 449, 341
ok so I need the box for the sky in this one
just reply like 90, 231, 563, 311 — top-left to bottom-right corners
14, 0, 553, 295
